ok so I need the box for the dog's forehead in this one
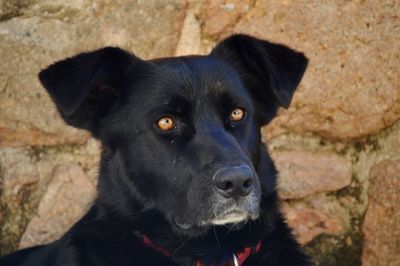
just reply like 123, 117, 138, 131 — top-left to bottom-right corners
124, 56, 253, 118
149, 56, 248, 100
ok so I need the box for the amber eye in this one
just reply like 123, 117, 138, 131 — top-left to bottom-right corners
230, 107, 246, 122
157, 116, 175, 131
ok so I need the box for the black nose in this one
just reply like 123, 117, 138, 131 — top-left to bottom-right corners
213, 166, 255, 198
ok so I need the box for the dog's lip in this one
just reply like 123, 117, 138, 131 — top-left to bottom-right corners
174, 219, 192, 230
217, 208, 247, 217
211, 208, 249, 225
173, 208, 258, 230
194, 208, 252, 227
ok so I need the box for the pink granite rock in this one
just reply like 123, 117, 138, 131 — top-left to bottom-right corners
19, 164, 95, 248
272, 150, 352, 199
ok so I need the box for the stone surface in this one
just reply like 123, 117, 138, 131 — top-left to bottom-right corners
0, 0, 186, 146
0, 1, 399, 264
19, 163, 96, 249
272, 151, 352, 199
0, 0, 32, 20
362, 160, 400, 266
175, 3, 201, 56
0, 147, 40, 255
0, 141, 100, 255
200, 0, 252, 40
282, 204, 343, 245
227, 0, 400, 141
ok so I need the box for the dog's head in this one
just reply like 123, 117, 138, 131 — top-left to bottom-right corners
39, 34, 307, 236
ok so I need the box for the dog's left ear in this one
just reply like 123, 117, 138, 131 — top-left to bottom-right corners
211, 34, 308, 124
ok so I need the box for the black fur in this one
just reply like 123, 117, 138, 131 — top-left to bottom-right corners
0, 34, 313, 266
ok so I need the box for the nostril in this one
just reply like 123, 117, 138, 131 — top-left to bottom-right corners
216, 180, 233, 191
224, 181, 233, 191
243, 178, 253, 188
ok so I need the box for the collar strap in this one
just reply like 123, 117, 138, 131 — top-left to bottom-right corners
139, 233, 262, 266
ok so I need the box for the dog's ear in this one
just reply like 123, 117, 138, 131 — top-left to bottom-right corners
211, 34, 308, 124
39, 47, 147, 131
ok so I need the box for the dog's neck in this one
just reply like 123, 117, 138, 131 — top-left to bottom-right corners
92, 193, 277, 265
90, 146, 279, 264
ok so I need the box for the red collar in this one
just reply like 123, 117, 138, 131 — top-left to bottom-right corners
139, 233, 262, 266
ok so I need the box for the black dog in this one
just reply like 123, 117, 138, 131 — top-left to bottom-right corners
0, 34, 313, 266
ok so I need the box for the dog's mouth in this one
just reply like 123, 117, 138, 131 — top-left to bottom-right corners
210, 208, 250, 225
172, 187, 261, 235
174, 207, 259, 233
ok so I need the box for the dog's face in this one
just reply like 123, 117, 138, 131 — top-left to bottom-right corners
110, 58, 263, 233
39, 35, 307, 236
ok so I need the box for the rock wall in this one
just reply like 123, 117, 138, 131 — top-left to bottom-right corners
0, 1, 399, 265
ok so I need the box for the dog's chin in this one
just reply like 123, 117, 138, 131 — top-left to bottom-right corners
173, 209, 259, 236
210, 209, 250, 226
173, 219, 211, 236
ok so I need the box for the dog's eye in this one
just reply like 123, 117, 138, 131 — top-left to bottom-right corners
157, 116, 175, 131
230, 107, 246, 122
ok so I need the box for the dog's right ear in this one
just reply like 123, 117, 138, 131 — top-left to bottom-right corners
39, 47, 147, 132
